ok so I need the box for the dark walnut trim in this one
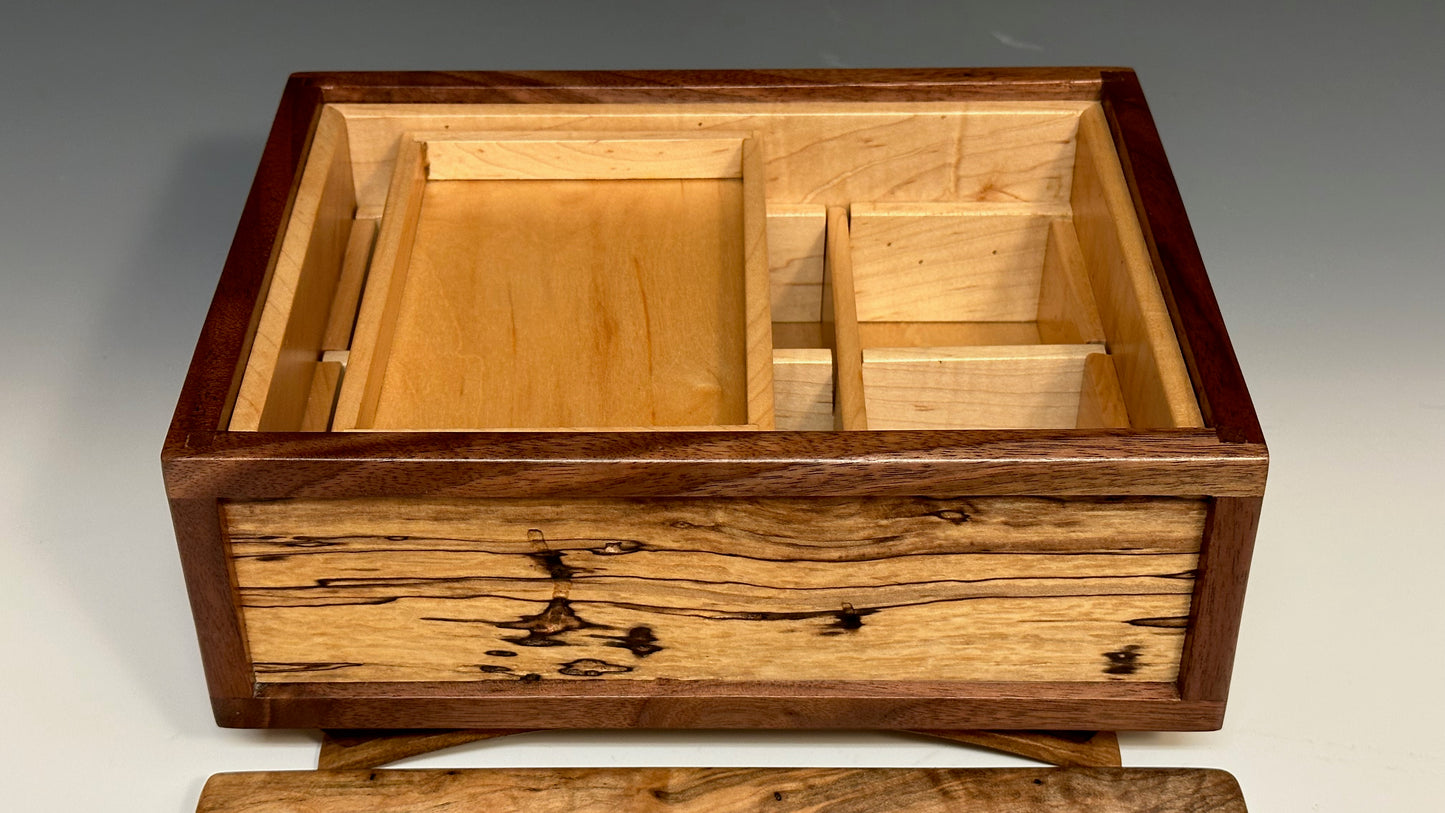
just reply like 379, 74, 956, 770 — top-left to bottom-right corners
165, 75, 324, 441
207, 680, 1225, 731
170, 498, 251, 697
165, 429, 1266, 500
1177, 497, 1264, 705
301, 68, 1109, 104
1100, 70, 1266, 446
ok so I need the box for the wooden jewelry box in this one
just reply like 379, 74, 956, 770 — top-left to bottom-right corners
162, 68, 1267, 731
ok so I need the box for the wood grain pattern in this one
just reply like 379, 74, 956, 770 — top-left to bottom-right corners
334, 102, 1090, 211
228, 496, 1200, 684
424, 133, 745, 180
766, 205, 827, 323
861, 345, 1103, 430
238, 679, 1215, 731
375, 177, 748, 430
858, 321, 1042, 348
909, 730, 1122, 768
1071, 106, 1202, 430
229, 107, 356, 431
196, 767, 1247, 812
850, 204, 1058, 323
318, 729, 527, 770
771, 349, 834, 430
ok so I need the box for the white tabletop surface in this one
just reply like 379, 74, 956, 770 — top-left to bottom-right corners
3, 4, 1442, 810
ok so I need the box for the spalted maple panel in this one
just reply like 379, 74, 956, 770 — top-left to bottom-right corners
227, 497, 1204, 684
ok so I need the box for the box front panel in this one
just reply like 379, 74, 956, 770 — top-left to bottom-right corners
226, 497, 1203, 685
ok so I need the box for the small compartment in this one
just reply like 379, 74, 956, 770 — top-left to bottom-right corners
767, 204, 836, 430
849, 203, 1105, 348
839, 202, 1122, 430
861, 346, 1129, 430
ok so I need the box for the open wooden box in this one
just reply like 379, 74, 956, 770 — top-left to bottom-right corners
163, 69, 1266, 731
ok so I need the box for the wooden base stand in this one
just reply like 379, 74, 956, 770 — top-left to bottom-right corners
316, 728, 1123, 771
192, 729, 1247, 811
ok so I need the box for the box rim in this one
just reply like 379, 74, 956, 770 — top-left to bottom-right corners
163, 68, 1266, 491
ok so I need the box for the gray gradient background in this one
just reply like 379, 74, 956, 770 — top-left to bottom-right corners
2, 3, 1441, 810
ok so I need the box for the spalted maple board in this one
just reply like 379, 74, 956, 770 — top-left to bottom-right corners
162, 69, 1267, 732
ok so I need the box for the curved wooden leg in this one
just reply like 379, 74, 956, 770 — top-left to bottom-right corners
319, 729, 1122, 769
318, 729, 532, 769
904, 730, 1121, 767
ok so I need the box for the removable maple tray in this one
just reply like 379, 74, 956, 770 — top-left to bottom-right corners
163, 69, 1267, 732
332, 132, 771, 431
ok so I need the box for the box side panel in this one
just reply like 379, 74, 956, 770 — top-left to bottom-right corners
224, 497, 1203, 686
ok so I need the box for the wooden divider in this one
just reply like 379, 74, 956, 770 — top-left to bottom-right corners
1038, 219, 1107, 344
1072, 106, 1203, 428
229, 107, 357, 431
862, 345, 1106, 430
825, 206, 867, 430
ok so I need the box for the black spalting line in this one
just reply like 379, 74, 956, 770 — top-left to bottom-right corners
243, 597, 402, 608
1103, 644, 1144, 675
1128, 616, 1190, 629
234, 537, 1194, 564
253, 661, 362, 674
250, 570, 1199, 595
262, 588, 1192, 617
485, 649, 518, 657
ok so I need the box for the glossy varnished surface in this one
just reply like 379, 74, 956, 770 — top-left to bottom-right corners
228, 497, 1202, 684
163, 69, 1266, 731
